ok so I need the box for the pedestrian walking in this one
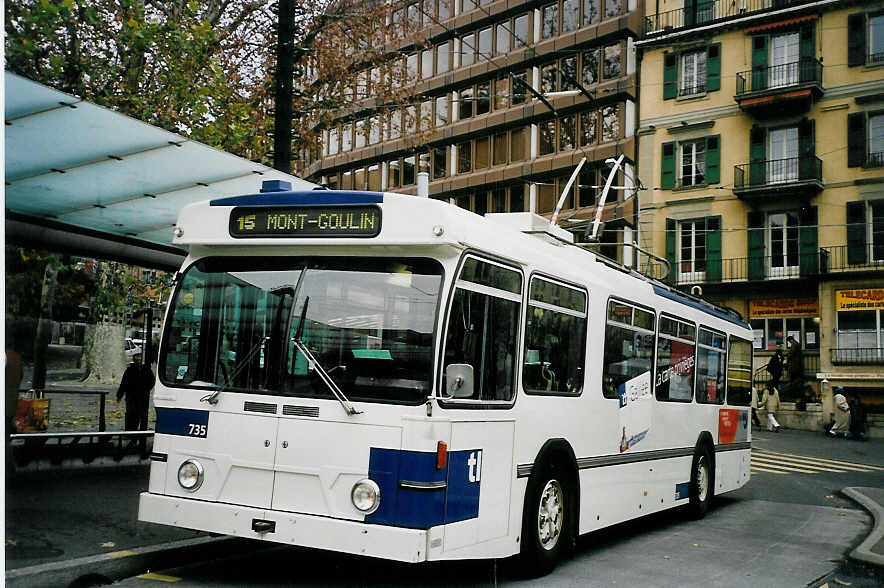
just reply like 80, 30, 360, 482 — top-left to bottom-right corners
766, 349, 784, 390
827, 387, 850, 438
761, 384, 781, 432
847, 392, 867, 441
116, 353, 154, 434
785, 335, 803, 384
751, 386, 762, 427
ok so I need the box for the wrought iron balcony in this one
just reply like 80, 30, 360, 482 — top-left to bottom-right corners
735, 59, 823, 116
639, 245, 882, 286
733, 156, 823, 200
643, 0, 819, 37
831, 348, 884, 365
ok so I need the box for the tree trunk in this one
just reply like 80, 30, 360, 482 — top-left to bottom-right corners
81, 322, 126, 385
31, 263, 58, 391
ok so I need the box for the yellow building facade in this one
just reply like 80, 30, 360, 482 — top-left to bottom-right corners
636, 0, 884, 431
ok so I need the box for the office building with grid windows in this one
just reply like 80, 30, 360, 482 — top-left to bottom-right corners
304, 0, 643, 259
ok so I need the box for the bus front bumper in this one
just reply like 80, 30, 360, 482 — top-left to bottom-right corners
138, 492, 429, 563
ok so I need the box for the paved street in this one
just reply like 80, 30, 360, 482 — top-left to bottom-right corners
8, 427, 879, 587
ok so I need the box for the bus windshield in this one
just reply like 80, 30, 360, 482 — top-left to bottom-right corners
160, 256, 443, 405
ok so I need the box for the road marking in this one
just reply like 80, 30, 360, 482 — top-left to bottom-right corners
751, 455, 845, 473
137, 573, 182, 582
749, 459, 819, 474
750, 466, 788, 474
754, 450, 884, 471
107, 550, 137, 558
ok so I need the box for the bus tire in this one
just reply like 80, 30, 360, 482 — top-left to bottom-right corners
519, 460, 573, 576
687, 445, 714, 519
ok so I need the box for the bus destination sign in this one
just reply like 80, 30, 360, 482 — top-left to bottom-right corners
229, 205, 381, 238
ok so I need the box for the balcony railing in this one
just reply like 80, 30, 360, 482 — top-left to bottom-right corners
639, 245, 883, 286
644, 0, 818, 37
753, 353, 820, 403
735, 59, 823, 96
866, 151, 884, 168
733, 156, 822, 192
831, 348, 884, 365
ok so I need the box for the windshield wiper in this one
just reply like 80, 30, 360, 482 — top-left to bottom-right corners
291, 296, 362, 416
200, 335, 267, 405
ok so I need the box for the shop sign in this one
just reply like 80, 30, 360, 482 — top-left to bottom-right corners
835, 288, 884, 311
749, 298, 819, 318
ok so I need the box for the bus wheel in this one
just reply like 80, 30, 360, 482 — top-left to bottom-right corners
520, 462, 571, 575
687, 446, 713, 519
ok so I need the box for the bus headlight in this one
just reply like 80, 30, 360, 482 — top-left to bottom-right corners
351, 479, 381, 514
177, 459, 204, 491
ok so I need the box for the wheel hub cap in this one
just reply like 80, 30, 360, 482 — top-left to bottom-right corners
537, 479, 564, 550
697, 457, 709, 502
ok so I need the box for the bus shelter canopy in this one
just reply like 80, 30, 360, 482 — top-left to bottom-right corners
5, 72, 314, 270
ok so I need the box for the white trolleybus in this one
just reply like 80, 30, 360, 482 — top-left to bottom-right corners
140, 180, 753, 572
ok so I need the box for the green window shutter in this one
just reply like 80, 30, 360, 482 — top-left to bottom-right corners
705, 216, 722, 282
684, 0, 696, 27
661, 141, 676, 190
663, 52, 677, 100
799, 206, 818, 276
705, 134, 720, 184
848, 14, 866, 67
706, 44, 721, 92
751, 36, 767, 90
749, 126, 766, 186
799, 25, 815, 83
665, 218, 677, 284
748, 211, 765, 281
846, 200, 868, 265
798, 118, 815, 180
847, 112, 867, 168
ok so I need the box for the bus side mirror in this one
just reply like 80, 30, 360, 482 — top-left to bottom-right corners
445, 364, 474, 399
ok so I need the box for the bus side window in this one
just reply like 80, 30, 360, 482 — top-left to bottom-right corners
726, 337, 753, 405
655, 315, 696, 402
522, 277, 587, 396
696, 327, 727, 404
601, 300, 654, 399
441, 257, 522, 403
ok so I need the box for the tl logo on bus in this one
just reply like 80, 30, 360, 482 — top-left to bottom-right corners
467, 450, 483, 483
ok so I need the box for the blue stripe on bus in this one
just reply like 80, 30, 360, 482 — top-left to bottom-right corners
652, 285, 751, 329
209, 191, 384, 206
675, 482, 690, 500
365, 448, 481, 529
155, 407, 209, 438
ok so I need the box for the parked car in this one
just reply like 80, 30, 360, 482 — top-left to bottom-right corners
125, 338, 143, 363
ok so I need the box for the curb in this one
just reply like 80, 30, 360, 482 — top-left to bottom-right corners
841, 487, 884, 568
5, 535, 258, 588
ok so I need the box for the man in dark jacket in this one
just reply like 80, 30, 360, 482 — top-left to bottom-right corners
117, 354, 154, 432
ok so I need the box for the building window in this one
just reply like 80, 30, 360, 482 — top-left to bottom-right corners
512, 71, 528, 104
562, 0, 579, 32
493, 132, 508, 166
680, 50, 706, 96
750, 316, 819, 352
494, 75, 509, 110
355, 119, 366, 149
513, 13, 530, 48
561, 56, 577, 90
871, 113, 884, 167
475, 136, 490, 169
459, 86, 473, 120
605, 0, 622, 18
873, 200, 884, 261
871, 14, 884, 63
580, 110, 597, 146
435, 95, 449, 127
388, 160, 400, 188
542, 4, 558, 39
461, 34, 475, 67
436, 41, 451, 74
578, 169, 596, 207
601, 104, 620, 142
439, 0, 452, 21
328, 127, 339, 156
496, 23, 510, 55
768, 211, 800, 278
679, 220, 706, 280
680, 140, 706, 187
583, 0, 600, 26
476, 82, 490, 115
603, 43, 621, 78
539, 119, 556, 155
559, 115, 576, 151
433, 147, 447, 179
836, 309, 884, 354
461, 0, 477, 14
541, 63, 557, 94
511, 126, 529, 161
457, 141, 471, 174
478, 26, 492, 58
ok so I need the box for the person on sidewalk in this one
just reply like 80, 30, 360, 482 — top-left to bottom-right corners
766, 349, 784, 391
827, 387, 851, 438
761, 384, 781, 432
847, 392, 867, 441
116, 354, 154, 454
751, 386, 762, 427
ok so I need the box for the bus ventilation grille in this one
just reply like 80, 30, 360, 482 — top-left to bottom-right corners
282, 405, 320, 418
243, 401, 277, 414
